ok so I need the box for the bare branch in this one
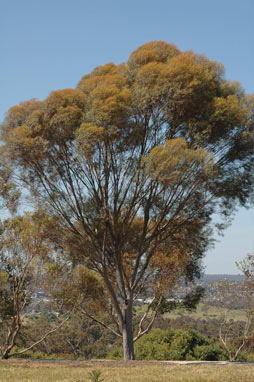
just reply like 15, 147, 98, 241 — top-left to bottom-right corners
8, 309, 74, 358
80, 308, 121, 338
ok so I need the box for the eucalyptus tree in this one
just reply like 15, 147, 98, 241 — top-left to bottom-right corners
1, 41, 254, 360
218, 254, 254, 361
0, 213, 73, 359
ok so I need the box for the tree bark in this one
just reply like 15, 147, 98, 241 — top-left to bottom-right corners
122, 302, 135, 360
1, 322, 21, 359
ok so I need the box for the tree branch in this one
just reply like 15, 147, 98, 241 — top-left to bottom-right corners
80, 308, 121, 338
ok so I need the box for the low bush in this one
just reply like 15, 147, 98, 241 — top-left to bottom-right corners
9, 347, 77, 360
193, 344, 227, 361
107, 347, 123, 360
133, 328, 227, 361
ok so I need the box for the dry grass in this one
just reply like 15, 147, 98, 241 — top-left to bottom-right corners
160, 303, 246, 321
135, 303, 247, 322
0, 360, 254, 382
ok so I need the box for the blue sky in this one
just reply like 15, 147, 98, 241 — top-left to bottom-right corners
1, 0, 254, 273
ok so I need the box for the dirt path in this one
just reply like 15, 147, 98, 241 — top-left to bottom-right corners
0, 359, 253, 368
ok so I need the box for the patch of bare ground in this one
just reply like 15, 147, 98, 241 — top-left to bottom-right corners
0, 359, 253, 368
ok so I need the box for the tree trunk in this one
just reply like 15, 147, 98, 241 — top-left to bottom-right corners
122, 302, 135, 360
1, 350, 10, 360
2, 337, 16, 359
1, 323, 21, 359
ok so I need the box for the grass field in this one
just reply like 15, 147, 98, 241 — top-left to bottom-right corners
1, 360, 254, 382
153, 303, 247, 321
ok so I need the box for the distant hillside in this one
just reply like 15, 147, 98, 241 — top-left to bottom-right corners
202, 274, 244, 283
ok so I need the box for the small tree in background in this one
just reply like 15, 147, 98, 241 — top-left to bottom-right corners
0, 213, 73, 359
218, 255, 254, 361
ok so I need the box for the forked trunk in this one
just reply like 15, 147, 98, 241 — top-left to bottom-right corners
1, 323, 21, 359
122, 302, 135, 360
1, 350, 10, 359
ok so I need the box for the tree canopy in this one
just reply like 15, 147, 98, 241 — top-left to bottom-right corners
1, 41, 254, 360
0, 213, 58, 358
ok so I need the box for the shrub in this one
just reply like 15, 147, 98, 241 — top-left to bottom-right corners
107, 347, 123, 360
167, 329, 208, 360
135, 328, 174, 360
133, 328, 227, 361
193, 344, 227, 361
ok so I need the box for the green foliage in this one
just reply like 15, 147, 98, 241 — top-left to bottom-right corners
0, 213, 59, 359
2, 41, 254, 360
134, 328, 226, 361
181, 287, 205, 311
73, 369, 104, 382
244, 352, 254, 362
88, 370, 104, 382
217, 255, 254, 361
166, 330, 208, 360
16, 312, 112, 359
158, 287, 205, 314
9, 347, 46, 359
134, 328, 174, 360
153, 313, 247, 339
193, 344, 226, 361
107, 346, 123, 360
